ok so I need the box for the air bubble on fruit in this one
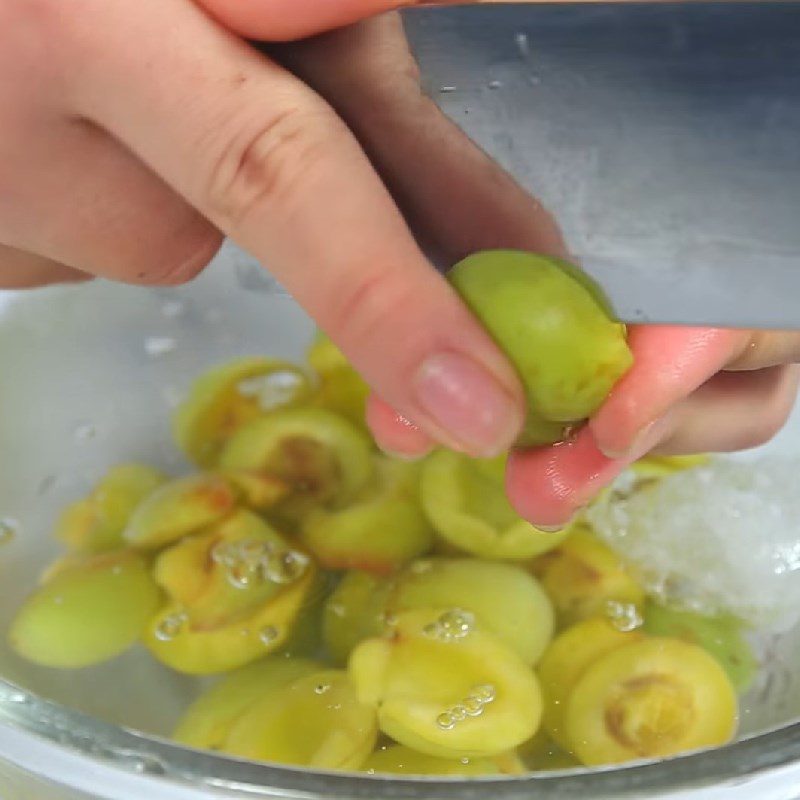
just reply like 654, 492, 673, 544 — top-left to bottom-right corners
156, 612, 188, 642
259, 626, 280, 646
0, 518, 18, 546
605, 600, 644, 633
472, 684, 497, 703
436, 686, 495, 730
227, 562, 254, 590
436, 712, 456, 731
263, 550, 310, 585
315, 683, 332, 695
423, 609, 475, 642
463, 697, 483, 716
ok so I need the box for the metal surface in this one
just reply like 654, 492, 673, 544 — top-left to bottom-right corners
405, 3, 800, 328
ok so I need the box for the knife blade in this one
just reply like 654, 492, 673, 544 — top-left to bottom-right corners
405, 3, 800, 329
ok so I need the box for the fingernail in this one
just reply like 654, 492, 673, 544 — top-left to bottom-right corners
599, 416, 673, 461
414, 352, 522, 458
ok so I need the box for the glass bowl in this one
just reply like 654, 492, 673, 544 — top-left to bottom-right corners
1, 246, 800, 800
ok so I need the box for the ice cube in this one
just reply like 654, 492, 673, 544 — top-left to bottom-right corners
586, 458, 800, 632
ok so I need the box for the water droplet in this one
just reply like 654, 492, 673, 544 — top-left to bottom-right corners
328, 603, 346, 618
0, 518, 19, 546
156, 612, 187, 642
263, 550, 309, 585
424, 608, 475, 641
605, 600, 643, 632
161, 300, 185, 318
436, 712, 456, 730
463, 697, 484, 717
439, 85, 457, 94
238, 371, 305, 412
471, 684, 496, 703
211, 541, 235, 566
144, 336, 177, 358
488, 79, 503, 90
227, 561, 254, 589
259, 625, 279, 646
314, 683, 331, 695
73, 422, 97, 442
515, 32, 531, 59
450, 704, 468, 722
460, 757, 471, 766
238, 538, 274, 564
410, 560, 433, 575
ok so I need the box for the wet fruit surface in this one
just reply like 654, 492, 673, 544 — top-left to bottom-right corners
448, 250, 632, 447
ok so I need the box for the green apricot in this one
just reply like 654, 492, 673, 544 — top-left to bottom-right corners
9, 551, 161, 669
448, 250, 632, 447
643, 601, 758, 693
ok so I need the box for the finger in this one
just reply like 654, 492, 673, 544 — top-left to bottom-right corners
507, 365, 799, 527
0, 244, 89, 288
506, 416, 675, 528
0, 116, 222, 286
193, 0, 440, 42
366, 395, 435, 458
274, 15, 567, 267
286, 16, 565, 455
589, 326, 750, 459
652, 365, 800, 455
66, 0, 524, 458
726, 331, 800, 372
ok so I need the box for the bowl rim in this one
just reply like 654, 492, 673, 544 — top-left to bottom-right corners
2, 675, 800, 799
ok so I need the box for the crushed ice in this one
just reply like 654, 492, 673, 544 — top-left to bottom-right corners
587, 458, 800, 632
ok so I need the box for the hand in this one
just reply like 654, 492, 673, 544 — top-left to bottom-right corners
376, 323, 800, 526
2, 0, 566, 462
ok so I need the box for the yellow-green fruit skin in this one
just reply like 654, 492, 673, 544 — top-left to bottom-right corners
448, 251, 632, 447
223, 669, 377, 769
173, 656, 321, 750
565, 637, 738, 766
9, 551, 161, 669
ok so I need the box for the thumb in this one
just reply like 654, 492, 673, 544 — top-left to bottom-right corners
194, 0, 445, 41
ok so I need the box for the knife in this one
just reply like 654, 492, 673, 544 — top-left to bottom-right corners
405, 3, 800, 328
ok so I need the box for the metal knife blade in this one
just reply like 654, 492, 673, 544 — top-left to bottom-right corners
405, 3, 800, 329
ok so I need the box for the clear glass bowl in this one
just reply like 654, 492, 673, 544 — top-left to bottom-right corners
1, 246, 800, 800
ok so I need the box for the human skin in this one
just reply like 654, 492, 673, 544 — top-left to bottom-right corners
2, 1, 797, 527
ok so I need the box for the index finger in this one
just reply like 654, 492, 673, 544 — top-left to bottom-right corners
64, 0, 524, 459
